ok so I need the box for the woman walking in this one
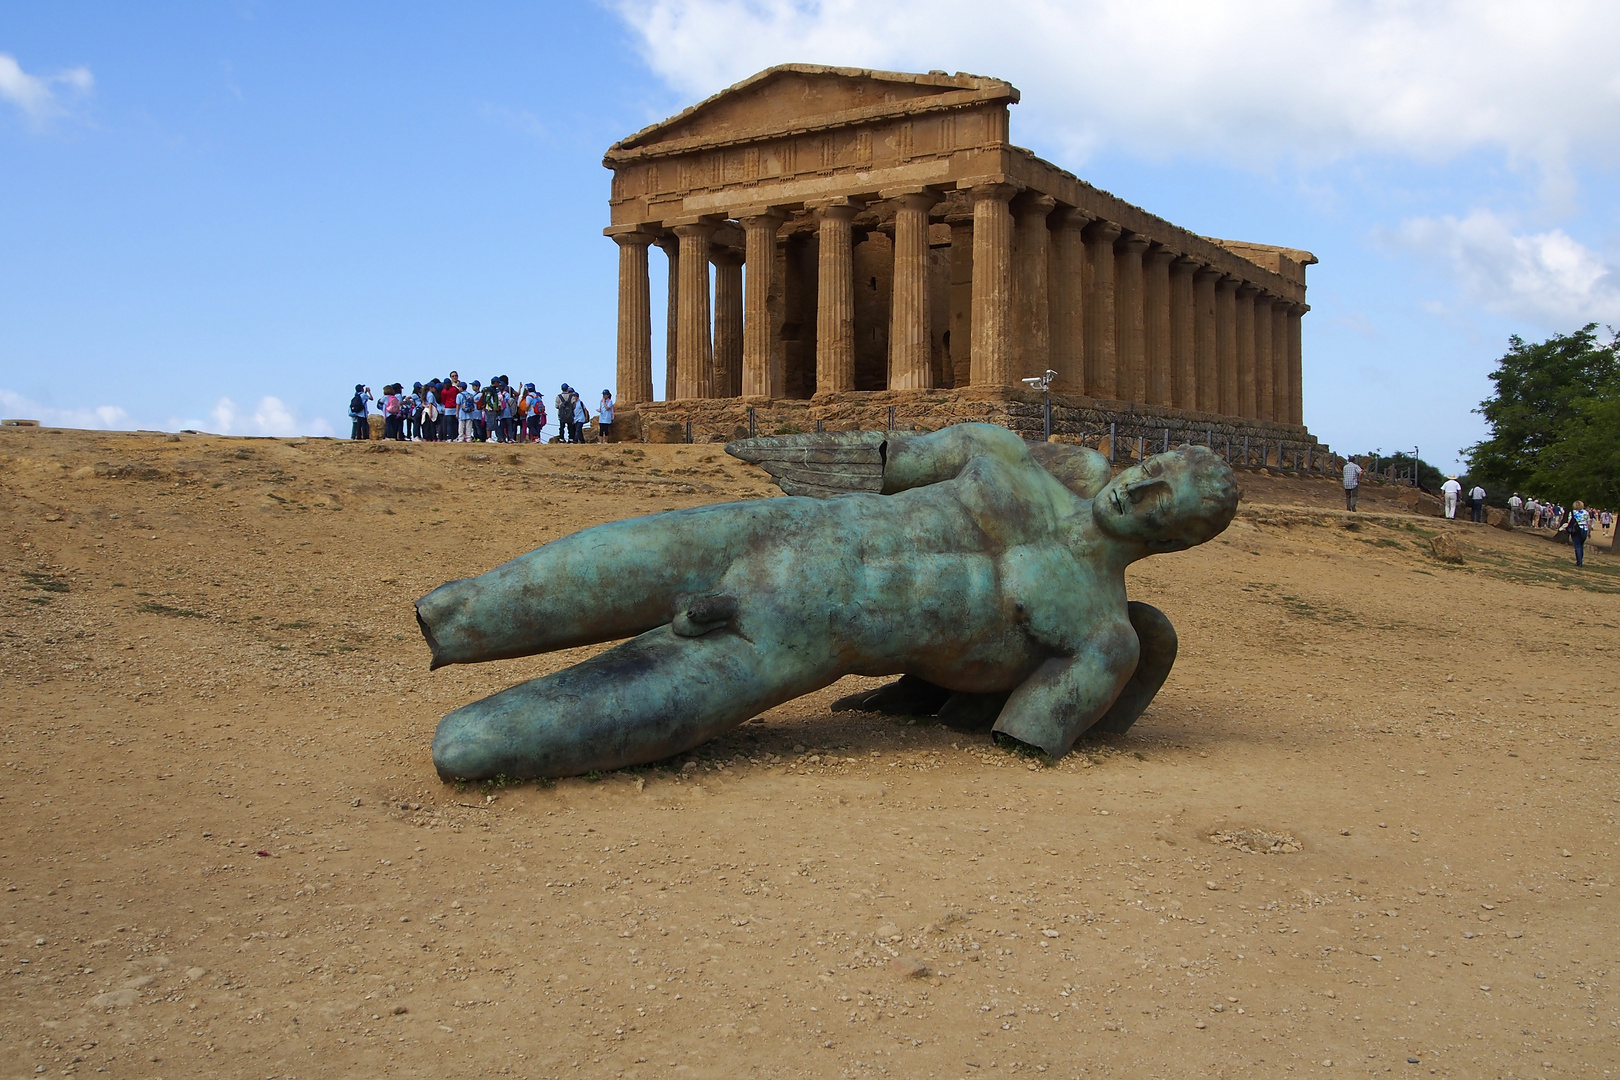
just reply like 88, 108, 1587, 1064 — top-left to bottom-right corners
1564, 501, 1591, 567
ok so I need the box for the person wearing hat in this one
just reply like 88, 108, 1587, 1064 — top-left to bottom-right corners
597, 390, 614, 444
1507, 492, 1522, 526
458, 381, 479, 442
1441, 474, 1462, 519
555, 384, 577, 443
440, 376, 461, 441
523, 383, 546, 442
348, 383, 370, 440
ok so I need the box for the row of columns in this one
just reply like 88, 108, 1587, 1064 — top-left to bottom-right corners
611, 186, 1306, 426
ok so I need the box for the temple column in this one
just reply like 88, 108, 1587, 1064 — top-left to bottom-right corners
610, 229, 655, 405
1114, 234, 1149, 403
655, 235, 680, 400
1287, 303, 1307, 425
813, 199, 861, 394
1143, 244, 1174, 406
1235, 284, 1258, 419
711, 247, 744, 398
1271, 301, 1289, 423
947, 213, 974, 388
672, 222, 715, 400
1215, 274, 1239, 416
1011, 192, 1055, 380
1084, 221, 1122, 398
1193, 267, 1220, 413
1048, 207, 1089, 394
968, 181, 1018, 387
1253, 293, 1275, 422
886, 190, 937, 390
1169, 255, 1198, 410
740, 210, 786, 398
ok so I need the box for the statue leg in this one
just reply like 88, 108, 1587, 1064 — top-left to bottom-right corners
431, 625, 823, 780
1088, 601, 1177, 736
416, 501, 781, 668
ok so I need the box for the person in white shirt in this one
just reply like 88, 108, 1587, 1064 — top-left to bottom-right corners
1467, 483, 1487, 522
1342, 459, 1363, 511
1441, 475, 1462, 519
1508, 493, 1523, 526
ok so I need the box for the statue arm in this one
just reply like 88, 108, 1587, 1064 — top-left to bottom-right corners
880, 423, 1033, 494
990, 627, 1138, 758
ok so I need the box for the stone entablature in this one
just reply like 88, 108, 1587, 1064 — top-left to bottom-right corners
602, 64, 1318, 436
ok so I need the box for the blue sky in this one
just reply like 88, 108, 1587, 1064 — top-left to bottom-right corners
4, 2, 1618, 470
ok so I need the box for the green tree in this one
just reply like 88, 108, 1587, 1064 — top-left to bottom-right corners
1464, 324, 1619, 503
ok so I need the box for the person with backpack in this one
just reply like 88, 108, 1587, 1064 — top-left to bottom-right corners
1563, 501, 1591, 567
349, 384, 370, 440
382, 385, 403, 441
572, 394, 589, 444
478, 380, 502, 442
457, 381, 477, 442
524, 383, 547, 442
555, 384, 576, 443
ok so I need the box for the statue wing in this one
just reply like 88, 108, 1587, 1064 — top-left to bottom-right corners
724, 431, 889, 498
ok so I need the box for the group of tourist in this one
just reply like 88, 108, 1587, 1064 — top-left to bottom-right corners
1505, 495, 1611, 567
346, 374, 614, 445
1345, 461, 1607, 568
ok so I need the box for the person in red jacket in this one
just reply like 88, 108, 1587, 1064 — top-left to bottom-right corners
440, 372, 461, 441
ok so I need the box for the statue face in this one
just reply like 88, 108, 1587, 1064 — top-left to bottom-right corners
1093, 448, 1238, 552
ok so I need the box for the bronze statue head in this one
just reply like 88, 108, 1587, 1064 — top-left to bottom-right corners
1093, 445, 1240, 554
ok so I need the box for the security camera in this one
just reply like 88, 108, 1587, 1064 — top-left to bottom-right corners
1021, 377, 1045, 388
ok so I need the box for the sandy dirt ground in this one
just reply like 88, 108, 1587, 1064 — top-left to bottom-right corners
2, 428, 1617, 1080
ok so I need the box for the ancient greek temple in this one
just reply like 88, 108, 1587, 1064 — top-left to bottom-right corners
603, 64, 1323, 453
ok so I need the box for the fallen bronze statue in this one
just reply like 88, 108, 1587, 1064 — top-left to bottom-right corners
415, 423, 1238, 780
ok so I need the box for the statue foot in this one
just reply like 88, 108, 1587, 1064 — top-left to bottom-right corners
831, 675, 953, 716
937, 690, 1011, 732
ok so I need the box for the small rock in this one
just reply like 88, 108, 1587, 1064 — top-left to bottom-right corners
90, 988, 139, 1008
185, 967, 208, 980
681, 761, 698, 772
1561, 849, 1573, 857
393, 1005, 408, 1015
887, 956, 927, 979
1041, 929, 1060, 938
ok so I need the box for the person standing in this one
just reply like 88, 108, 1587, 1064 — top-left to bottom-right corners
457, 381, 477, 442
1468, 482, 1487, 523
555, 384, 575, 443
1564, 501, 1591, 567
1508, 493, 1523, 526
348, 384, 369, 440
1601, 509, 1614, 538
1441, 475, 1462, 519
440, 377, 460, 441
524, 383, 546, 442
597, 390, 615, 444
1342, 458, 1362, 511
572, 394, 589, 444
421, 390, 439, 442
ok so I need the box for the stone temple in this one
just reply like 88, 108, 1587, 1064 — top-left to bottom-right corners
603, 64, 1328, 462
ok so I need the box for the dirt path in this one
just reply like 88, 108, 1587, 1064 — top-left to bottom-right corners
3, 429, 1616, 1079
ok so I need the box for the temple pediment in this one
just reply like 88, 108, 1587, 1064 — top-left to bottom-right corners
606, 64, 1017, 161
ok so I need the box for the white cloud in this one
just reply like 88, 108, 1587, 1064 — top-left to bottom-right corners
0, 53, 93, 125
608, 0, 1620, 170
200, 396, 336, 439
1391, 209, 1620, 326
0, 388, 129, 429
